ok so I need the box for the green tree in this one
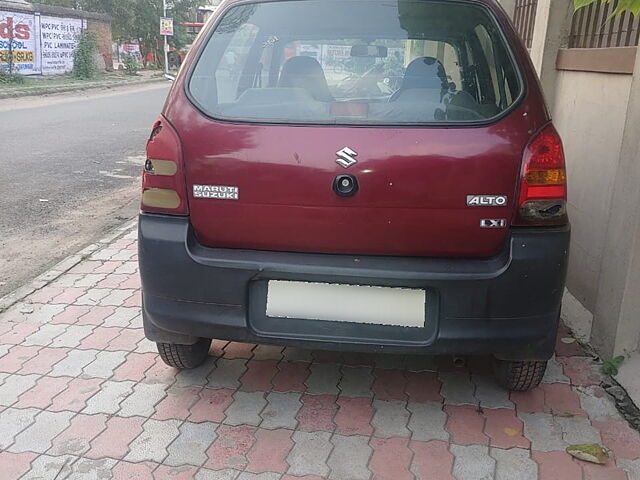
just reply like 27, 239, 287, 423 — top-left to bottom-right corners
575, 0, 640, 16
36, 0, 205, 67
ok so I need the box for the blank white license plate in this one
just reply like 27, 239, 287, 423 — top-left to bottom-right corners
266, 281, 426, 328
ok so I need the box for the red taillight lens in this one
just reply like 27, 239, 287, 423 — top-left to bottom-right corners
141, 118, 189, 215
515, 125, 568, 226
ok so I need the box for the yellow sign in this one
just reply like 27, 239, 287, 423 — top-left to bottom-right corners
160, 17, 174, 36
0, 50, 35, 63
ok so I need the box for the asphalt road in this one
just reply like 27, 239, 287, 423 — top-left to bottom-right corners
0, 83, 171, 298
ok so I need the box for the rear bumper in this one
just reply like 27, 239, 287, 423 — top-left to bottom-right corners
139, 214, 570, 360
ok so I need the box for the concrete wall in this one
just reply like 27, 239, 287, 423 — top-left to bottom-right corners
552, 70, 633, 310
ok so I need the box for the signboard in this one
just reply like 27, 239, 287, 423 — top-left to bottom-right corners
160, 17, 174, 36
40, 15, 83, 75
0, 11, 41, 75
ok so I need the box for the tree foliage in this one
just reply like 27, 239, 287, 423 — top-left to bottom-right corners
574, 0, 640, 16
73, 30, 98, 79
37, 0, 206, 67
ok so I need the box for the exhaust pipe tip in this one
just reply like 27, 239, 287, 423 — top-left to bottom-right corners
452, 356, 467, 368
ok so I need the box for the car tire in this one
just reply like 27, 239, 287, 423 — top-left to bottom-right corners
493, 358, 547, 391
156, 338, 212, 369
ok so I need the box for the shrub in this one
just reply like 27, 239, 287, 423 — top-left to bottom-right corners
73, 31, 99, 79
0, 70, 25, 85
123, 55, 140, 76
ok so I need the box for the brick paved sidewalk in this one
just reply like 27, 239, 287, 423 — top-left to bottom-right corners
0, 224, 639, 480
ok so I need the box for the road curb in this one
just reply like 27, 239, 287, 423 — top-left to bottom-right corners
0, 218, 138, 313
0, 77, 166, 100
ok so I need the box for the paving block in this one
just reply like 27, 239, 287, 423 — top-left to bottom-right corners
483, 408, 528, 449
532, 450, 582, 480
204, 424, 257, 470
189, 388, 234, 423
491, 447, 537, 480
369, 437, 413, 480
450, 444, 496, 480
20, 454, 76, 479
0, 452, 40, 480
165, 420, 218, 467
543, 355, 570, 384
240, 360, 278, 392
48, 412, 108, 456
406, 401, 449, 442
85, 415, 145, 459
65, 457, 118, 480
195, 468, 240, 480
49, 324, 94, 348
75, 288, 112, 306
260, 392, 302, 429
125, 418, 182, 463
439, 373, 477, 406
207, 358, 247, 389
224, 391, 267, 426
519, 412, 567, 452
10, 410, 75, 453
99, 289, 135, 307
74, 274, 108, 288
102, 307, 140, 327
273, 361, 309, 393
556, 416, 602, 445
619, 459, 640, 480
371, 399, 411, 438
328, 434, 372, 480
286, 430, 332, 477
118, 381, 167, 417
15, 376, 72, 409
174, 356, 217, 387
334, 396, 374, 435
338, 366, 374, 397
296, 394, 337, 432
82, 350, 127, 378
237, 473, 281, 480
246, 428, 294, 474
49, 377, 103, 412
0, 373, 39, 406
472, 376, 514, 409
0, 407, 39, 449
576, 385, 622, 420
409, 440, 455, 480
372, 368, 408, 401
22, 323, 67, 347
49, 349, 98, 377
305, 363, 340, 395
252, 344, 284, 361
83, 380, 135, 414
18, 346, 69, 375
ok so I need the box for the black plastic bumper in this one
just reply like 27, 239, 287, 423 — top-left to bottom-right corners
139, 214, 570, 360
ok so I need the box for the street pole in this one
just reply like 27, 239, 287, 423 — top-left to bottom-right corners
163, 0, 169, 74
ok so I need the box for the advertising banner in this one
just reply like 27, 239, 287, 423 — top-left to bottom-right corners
0, 11, 41, 75
160, 17, 174, 36
40, 15, 82, 75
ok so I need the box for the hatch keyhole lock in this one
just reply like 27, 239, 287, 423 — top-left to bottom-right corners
333, 174, 359, 197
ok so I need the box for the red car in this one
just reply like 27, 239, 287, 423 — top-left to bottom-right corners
139, 0, 569, 391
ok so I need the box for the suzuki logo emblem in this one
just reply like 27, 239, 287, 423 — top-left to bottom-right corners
336, 147, 358, 168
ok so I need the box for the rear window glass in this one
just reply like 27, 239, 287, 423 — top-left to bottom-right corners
189, 0, 521, 124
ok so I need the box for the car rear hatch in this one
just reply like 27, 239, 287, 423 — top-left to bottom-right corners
172, 0, 543, 258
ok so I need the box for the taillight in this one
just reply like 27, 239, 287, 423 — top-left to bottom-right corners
514, 125, 568, 226
141, 118, 189, 215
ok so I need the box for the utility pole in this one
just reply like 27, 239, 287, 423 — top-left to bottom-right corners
163, 0, 169, 74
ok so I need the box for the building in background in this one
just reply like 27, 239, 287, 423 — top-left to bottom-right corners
0, 0, 113, 75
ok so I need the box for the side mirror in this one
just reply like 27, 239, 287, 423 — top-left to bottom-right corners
164, 73, 176, 82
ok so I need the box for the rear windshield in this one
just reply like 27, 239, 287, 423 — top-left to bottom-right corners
188, 0, 522, 125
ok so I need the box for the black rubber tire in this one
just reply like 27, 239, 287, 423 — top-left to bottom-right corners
493, 358, 547, 391
157, 338, 212, 369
